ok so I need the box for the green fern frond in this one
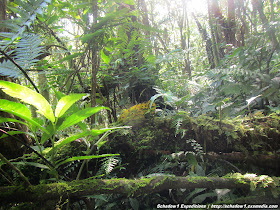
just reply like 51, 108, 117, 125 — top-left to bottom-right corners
14, 34, 44, 68
1, 0, 50, 42
186, 139, 204, 155
99, 157, 120, 175
171, 117, 183, 137
0, 34, 43, 78
0, 60, 22, 78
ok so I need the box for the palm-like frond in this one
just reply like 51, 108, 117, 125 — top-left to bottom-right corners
14, 34, 44, 68
0, 34, 43, 78
0, 0, 51, 78
0, 60, 22, 78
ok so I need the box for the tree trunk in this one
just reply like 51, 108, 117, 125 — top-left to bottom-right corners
252, 0, 280, 51
0, 0, 7, 32
193, 14, 215, 69
90, 0, 99, 125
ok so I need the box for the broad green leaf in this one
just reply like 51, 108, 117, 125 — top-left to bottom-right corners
40, 123, 55, 144
57, 106, 110, 131
192, 192, 217, 203
54, 128, 114, 151
58, 52, 84, 63
229, 47, 241, 58
46, 127, 124, 155
12, 161, 50, 170
90, 128, 114, 137
123, 0, 135, 5
80, 29, 106, 43
0, 99, 31, 118
0, 117, 28, 127
52, 88, 65, 101
92, 126, 131, 147
0, 81, 55, 123
55, 154, 119, 168
150, 93, 166, 108
85, 195, 108, 201
52, 131, 91, 152
129, 198, 139, 210
0, 131, 27, 140
55, 93, 86, 118
101, 49, 110, 65
47, 15, 59, 25
0, 99, 49, 134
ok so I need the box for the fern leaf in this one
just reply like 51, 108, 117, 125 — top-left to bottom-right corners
0, 60, 23, 78
99, 157, 120, 175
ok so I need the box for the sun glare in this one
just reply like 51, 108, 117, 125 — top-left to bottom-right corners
154, 0, 208, 18
188, 0, 208, 14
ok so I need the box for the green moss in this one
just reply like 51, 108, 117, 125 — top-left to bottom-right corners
118, 101, 156, 126
222, 173, 278, 191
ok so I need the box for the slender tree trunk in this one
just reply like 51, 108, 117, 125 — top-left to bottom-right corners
90, 0, 99, 125
227, 0, 236, 46
38, 72, 49, 102
179, 0, 191, 77
192, 14, 215, 69
252, 0, 280, 51
0, 0, 7, 32
209, 0, 224, 62
236, 0, 247, 47
0, 1, 31, 157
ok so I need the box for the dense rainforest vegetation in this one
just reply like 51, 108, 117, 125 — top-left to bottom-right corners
0, 0, 280, 209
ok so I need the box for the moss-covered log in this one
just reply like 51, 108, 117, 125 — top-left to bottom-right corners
0, 174, 278, 205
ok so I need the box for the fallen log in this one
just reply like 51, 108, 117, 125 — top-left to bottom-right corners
0, 174, 278, 205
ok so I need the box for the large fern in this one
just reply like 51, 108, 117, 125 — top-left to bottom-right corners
0, 34, 43, 78
4, 0, 51, 41
0, 0, 50, 79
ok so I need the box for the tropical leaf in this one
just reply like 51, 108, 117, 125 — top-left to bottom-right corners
57, 106, 110, 131
0, 81, 55, 123
14, 34, 44, 68
50, 131, 91, 153
0, 99, 50, 134
0, 131, 27, 140
101, 49, 110, 65
55, 154, 120, 168
12, 161, 50, 170
0, 117, 29, 126
55, 93, 86, 118
0, 100, 31, 119
57, 52, 84, 63
80, 29, 106, 43
55, 128, 114, 150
